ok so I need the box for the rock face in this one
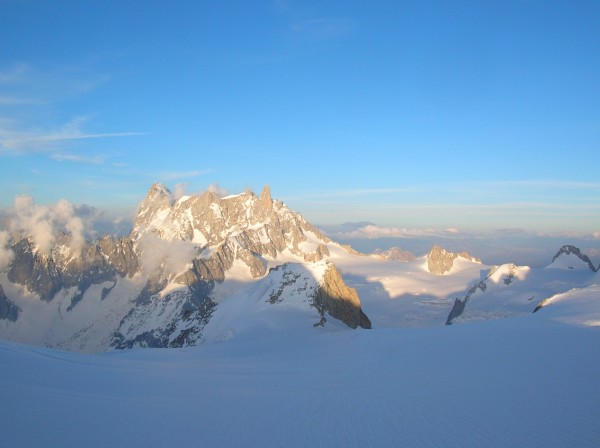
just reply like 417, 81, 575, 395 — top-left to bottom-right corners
0, 285, 19, 322
427, 245, 481, 275
315, 264, 371, 329
445, 279, 488, 325
0, 183, 369, 351
7, 233, 137, 308
551, 245, 597, 272
445, 245, 599, 325
132, 184, 332, 279
373, 247, 416, 262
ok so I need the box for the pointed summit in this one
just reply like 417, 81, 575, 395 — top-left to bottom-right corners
149, 182, 171, 195
427, 245, 480, 275
259, 184, 272, 203
133, 183, 174, 233
258, 184, 273, 212
550, 245, 597, 272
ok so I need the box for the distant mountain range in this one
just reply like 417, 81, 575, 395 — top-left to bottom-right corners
0, 184, 598, 352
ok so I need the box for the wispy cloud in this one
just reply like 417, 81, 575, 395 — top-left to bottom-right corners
0, 117, 145, 153
291, 17, 358, 38
0, 95, 44, 106
159, 169, 213, 181
206, 182, 229, 197
51, 152, 107, 164
0, 63, 29, 84
287, 180, 600, 207
326, 223, 462, 240
0, 63, 141, 164
284, 187, 418, 203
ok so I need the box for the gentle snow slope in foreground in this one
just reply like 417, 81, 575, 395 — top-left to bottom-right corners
2, 315, 600, 448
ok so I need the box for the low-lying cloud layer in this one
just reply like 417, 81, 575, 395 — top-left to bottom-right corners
0, 230, 13, 269
321, 222, 600, 268
7, 195, 86, 256
136, 232, 198, 277
0, 195, 130, 264
326, 223, 461, 240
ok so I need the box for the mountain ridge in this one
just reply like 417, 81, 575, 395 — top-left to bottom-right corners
0, 184, 598, 351
0, 183, 369, 351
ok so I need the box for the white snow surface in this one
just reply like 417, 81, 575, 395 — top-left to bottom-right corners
1, 239, 598, 350
0, 273, 144, 352
534, 284, 600, 327
451, 262, 598, 324
548, 251, 595, 270
202, 260, 340, 343
326, 243, 488, 327
2, 314, 599, 448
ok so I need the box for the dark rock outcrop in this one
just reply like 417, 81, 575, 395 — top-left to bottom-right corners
373, 247, 416, 262
7, 235, 137, 306
8, 239, 63, 302
427, 245, 481, 275
0, 285, 19, 322
445, 280, 488, 325
314, 264, 371, 329
1, 183, 369, 351
551, 245, 597, 272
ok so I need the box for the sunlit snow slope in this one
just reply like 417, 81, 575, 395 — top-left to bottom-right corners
2, 313, 599, 448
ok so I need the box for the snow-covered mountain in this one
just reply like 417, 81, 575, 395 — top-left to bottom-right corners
4, 312, 600, 448
0, 184, 369, 351
372, 246, 416, 262
445, 245, 598, 325
2, 187, 599, 448
426, 244, 481, 275
0, 183, 598, 352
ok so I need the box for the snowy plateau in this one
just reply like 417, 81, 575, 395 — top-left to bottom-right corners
1, 184, 600, 447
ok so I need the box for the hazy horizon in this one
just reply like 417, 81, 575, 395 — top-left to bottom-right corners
1, 1, 599, 246
2, 182, 599, 270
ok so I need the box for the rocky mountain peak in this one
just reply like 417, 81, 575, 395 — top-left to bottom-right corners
0, 182, 365, 351
551, 245, 597, 272
372, 247, 416, 262
427, 245, 481, 275
258, 184, 273, 213
317, 263, 371, 329
0, 284, 19, 322
133, 183, 174, 233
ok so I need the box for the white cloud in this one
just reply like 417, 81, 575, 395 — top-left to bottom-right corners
206, 183, 229, 197
159, 170, 212, 181
291, 17, 358, 38
330, 224, 460, 240
51, 152, 106, 164
173, 183, 188, 200
0, 230, 14, 270
0, 63, 29, 84
137, 232, 197, 277
0, 117, 145, 154
593, 232, 600, 240
0, 96, 44, 106
7, 195, 90, 256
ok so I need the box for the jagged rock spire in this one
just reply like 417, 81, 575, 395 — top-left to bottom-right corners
258, 185, 273, 212
133, 183, 173, 233
551, 245, 597, 272
427, 245, 481, 275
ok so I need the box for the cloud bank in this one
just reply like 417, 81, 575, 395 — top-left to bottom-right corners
137, 232, 197, 277
0, 117, 144, 153
324, 223, 461, 240
0, 231, 13, 270
6, 196, 87, 256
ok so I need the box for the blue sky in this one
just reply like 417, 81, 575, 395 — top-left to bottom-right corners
1, 0, 599, 235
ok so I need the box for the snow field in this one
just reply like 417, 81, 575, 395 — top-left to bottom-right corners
2, 315, 599, 448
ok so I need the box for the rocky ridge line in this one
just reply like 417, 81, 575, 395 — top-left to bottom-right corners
551, 245, 598, 272
427, 245, 481, 275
